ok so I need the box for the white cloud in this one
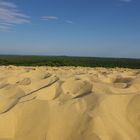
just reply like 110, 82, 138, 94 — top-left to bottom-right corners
41, 16, 59, 21
41, 16, 74, 25
0, 0, 30, 31
65, 20, 73, 24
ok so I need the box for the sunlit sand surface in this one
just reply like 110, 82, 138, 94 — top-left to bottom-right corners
0, 66, 140, 140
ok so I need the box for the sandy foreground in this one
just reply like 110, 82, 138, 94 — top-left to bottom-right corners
0, 66, 140, 140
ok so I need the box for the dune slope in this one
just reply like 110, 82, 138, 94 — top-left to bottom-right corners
0, 66, 140, 140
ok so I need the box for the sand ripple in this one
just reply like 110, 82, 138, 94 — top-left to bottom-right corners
0, 66, 140, 140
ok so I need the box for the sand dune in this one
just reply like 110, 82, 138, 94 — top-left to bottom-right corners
0, 66, 140, 140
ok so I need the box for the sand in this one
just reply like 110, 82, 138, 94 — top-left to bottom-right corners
0, 66, 140, 140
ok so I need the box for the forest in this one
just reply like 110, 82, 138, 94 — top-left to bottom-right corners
0, 55, 140, 69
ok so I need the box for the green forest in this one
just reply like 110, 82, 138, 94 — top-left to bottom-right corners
0, 55, 140, 69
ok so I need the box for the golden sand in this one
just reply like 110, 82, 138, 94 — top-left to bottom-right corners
0, 66, 140, 140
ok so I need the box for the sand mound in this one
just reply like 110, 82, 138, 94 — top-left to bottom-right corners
17, 78, 31, 85
0, 83, 10, 89
0, 66, 140, 140
62, 78, 92, 98
0, 85, 25, 114
37, 81, 61, 101
131, 77, 140, 90
19, 75, 59, 94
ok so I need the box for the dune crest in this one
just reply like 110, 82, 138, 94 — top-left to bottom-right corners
0, 66, 140, 140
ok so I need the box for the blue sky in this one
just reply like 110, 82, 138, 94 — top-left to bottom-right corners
0, 0, 140, 58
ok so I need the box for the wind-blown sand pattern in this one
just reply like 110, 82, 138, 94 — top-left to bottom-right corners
0, 66, 140, 140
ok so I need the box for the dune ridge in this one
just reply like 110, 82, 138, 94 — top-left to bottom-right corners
0, 66, 140, 140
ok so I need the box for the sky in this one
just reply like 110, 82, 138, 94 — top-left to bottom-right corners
0, 0, 140, 58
